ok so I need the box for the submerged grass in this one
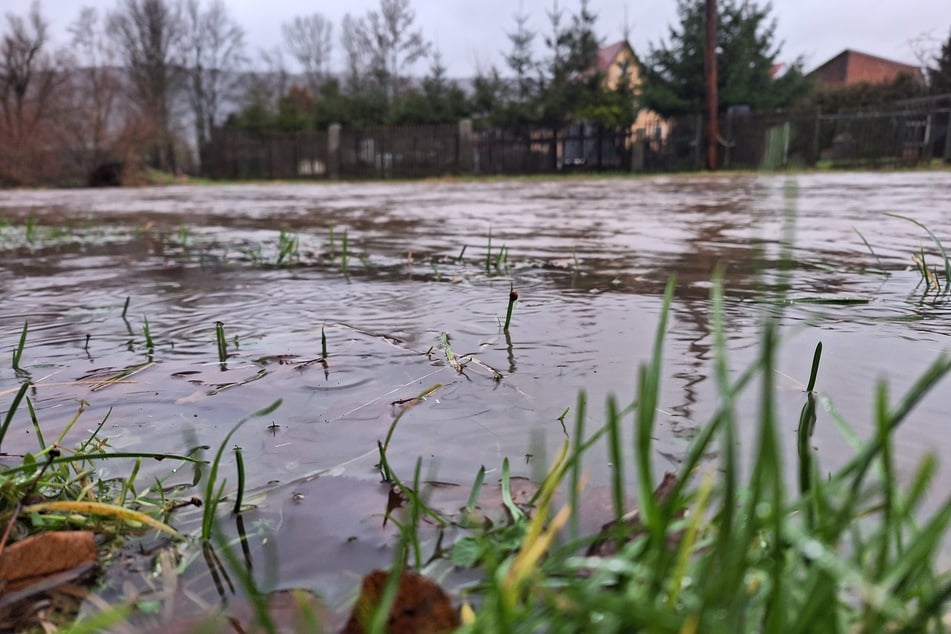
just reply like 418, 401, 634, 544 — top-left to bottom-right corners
887, 212, 951, 291
503, 287, 518, 332
0, 390, 202, 558
215, 320, 228, 364
12, 321, 27, 375
199, 398, 282, 541
0, 320, 295, 629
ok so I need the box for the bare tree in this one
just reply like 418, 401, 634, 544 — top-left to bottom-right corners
62, 7, 128, 180
908, 30, 940, 72
1, 2, 49, 142
182, 0, 246, 153
0, 1, 61, 184
107, 0, 185, 172
240, 45, 288, 114
282, 13, 332, 96
341, 13, 369, 92
349, 0, 431, 102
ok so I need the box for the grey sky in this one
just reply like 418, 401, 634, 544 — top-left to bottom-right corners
6, 0, 950, 77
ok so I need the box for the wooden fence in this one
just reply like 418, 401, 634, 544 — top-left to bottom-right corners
201, 97, 951, 180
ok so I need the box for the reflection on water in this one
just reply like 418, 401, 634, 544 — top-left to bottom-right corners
2, 171, 951, 618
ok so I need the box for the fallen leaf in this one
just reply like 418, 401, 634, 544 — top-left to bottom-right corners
343, 569, 460, 634
585, 472, 681, 558
0, 531, 97, 590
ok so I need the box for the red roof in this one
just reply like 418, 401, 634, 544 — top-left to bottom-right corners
808, 49, 923, 88
597, 41, 634, 73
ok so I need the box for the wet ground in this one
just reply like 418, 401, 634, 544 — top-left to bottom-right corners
1, 171, 951, 621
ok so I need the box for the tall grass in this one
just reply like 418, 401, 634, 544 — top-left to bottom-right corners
276, 228, 299, 266
432, 274, 951, 633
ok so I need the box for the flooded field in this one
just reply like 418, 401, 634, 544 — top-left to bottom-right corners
2, 170, 951, 624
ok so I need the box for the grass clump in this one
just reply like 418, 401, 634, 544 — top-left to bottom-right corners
376, 276, 951, 633
0, 386, 202, 543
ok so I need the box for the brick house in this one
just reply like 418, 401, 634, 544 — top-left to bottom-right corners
807, 49, 924, 88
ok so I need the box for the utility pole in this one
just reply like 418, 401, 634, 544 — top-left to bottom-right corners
704, 0, 718, 170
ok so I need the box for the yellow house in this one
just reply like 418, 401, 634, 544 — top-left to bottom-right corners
596, 40, 666, 139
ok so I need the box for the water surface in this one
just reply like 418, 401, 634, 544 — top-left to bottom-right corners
1, 171, 950, 619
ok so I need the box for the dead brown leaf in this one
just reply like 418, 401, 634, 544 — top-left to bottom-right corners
585, 472, 681, 558
343, 569, 460, 634
0, 531, 97, 590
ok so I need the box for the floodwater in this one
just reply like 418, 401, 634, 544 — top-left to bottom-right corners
2, 171, 951, 623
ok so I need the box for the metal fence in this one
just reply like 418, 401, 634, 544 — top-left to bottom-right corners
636, 97, 951, 172
202, 97, 951, 180
202, 121, 635, 180
337, 123, 465, 178
473, 123, 634, 174
201, 130, 331, 180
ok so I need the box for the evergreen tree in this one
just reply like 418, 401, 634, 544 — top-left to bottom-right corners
505, 7, 537, 105
470, 68, 507, 124
392, 48, 470, 124
641, 0, 808, 116
929, 29, 951, 95
536, 0, 602, 127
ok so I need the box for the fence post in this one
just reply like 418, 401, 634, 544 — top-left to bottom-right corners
944, 109, 951, 163
812, 107, 821, 166
631, 137, 645, 171
328, 123, 341, 179
458, 118, 474, 174
694, 113, 703, 170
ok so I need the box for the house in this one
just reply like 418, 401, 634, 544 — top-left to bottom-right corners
807, 49, 924, 88
595, 40, 664, 137
596, 41, 638, 91
534, 40, 668, 170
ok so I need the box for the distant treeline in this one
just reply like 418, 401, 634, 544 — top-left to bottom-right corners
2, 0, 948, 187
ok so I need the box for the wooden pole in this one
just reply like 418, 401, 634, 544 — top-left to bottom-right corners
704, 0, 718, 170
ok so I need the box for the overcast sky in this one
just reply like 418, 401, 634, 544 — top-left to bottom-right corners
5, 0, 950, 77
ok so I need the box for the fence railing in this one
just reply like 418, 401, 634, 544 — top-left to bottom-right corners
201, 99, 951, 180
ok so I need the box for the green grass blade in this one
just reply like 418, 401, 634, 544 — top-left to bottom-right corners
886, 212, 951, 288
500, 457, 525, 522
202, 399, 283, 540
0, 382, 30, 448
569, 391, 587, 542
232, 447, 246, 515
853, 226, 889, 275
503, 287, 518, 332
215, 321, 228, 364
605, 395, 625, 524
465, 465, 486, 511
635, 277, 675, 540
12, 321, 27, 371
25, 396, 45, 450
